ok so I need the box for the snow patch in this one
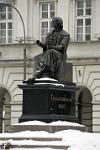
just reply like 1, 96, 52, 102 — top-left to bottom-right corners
13, 120, 84, 127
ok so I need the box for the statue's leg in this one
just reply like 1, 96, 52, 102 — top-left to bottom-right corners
45, 49, 61, 78
25, 50, 61, 84
24, 53, 45, 84
32, 53, 46, 78
31, 51, 55, 79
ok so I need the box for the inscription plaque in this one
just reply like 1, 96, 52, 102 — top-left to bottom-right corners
50, 93, 75, 115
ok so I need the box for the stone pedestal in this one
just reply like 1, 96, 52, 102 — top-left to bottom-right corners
18, 78, 78, 123
11, 121, 86, 133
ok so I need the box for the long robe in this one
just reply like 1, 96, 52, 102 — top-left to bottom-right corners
33, 29, 70, 79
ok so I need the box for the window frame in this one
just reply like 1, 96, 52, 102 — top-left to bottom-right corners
38, 1, 57, 42
75, 0, 92, 42
0, 3, 13, 44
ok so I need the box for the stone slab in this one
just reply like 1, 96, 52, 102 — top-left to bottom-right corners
0, 136, 62, 141
10, 124, 86, 133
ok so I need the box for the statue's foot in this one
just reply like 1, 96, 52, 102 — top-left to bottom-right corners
23, 77, 36, 85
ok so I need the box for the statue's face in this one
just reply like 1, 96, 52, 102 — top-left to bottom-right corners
52, 19, 58, 28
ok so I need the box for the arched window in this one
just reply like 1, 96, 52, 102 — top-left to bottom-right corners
78, 86, 92, 132
0, 87, 11, 132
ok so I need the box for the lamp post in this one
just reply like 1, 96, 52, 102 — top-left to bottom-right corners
0, 3, 26, 80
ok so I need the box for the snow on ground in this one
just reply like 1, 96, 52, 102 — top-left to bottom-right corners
0, 121, 100, 150
56, 130, 100, 150
0, 147, 63, 150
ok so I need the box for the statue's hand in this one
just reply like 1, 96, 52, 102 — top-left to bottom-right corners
36, 40, 47, 49
36, 40, 41, 46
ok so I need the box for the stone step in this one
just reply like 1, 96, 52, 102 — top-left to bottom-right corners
0, 136, 62, 141
10, 121, 86, 133
12, 143, 69, 149
0, 121, 85, 149
0, 140, 69, 149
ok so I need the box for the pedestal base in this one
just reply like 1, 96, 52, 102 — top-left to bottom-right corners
11, 120, 86, 133
18, 78, 78, 123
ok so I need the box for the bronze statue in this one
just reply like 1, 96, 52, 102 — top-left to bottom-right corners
26, 17, 70, 84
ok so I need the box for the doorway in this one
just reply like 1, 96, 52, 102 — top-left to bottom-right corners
78, 86, 92, 132
0, 87, 11, 132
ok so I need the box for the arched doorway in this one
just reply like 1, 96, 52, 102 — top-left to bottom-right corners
0, 87, 11, 132
78, 86, 92, 132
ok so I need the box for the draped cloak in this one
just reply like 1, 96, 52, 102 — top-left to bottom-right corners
33, 29, 70, 79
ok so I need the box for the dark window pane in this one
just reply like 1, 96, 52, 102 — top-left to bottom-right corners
8, 30, 12, 36
86, 8, 91, 15
8, 13, 12, 19
50, 21, 53, 28
77, 1, 84, 8
49, 21, 53, 32
0, 38, 2, 44
0, 13, 6, 20
86, 34, 90, 41
8, 37, 12, 43
50, 11, 54, 18
85, 19, 91, 26
50, 2, 54, 10
77, 9, 83, 16
0, 5, 6, 12
42, 12, 48, 18
41, 29, 48, 36
8, 6, 12, 12
41, 36, 45, 42
0, 38, 6, 44
77, 19, 83, 26
77, 34, 83, 41
0, 30, 6, 36
8, 23, 12, 29
0, 23, 6, 29
86, 0, 91, 7
77, 27, 83, 33
42, 22, 48, 28
85, 27, 91, 33
42, 4, 48, 11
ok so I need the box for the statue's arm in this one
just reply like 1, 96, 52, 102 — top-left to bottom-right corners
36, 40, 47, 49
51, 45, 64, 51
51, 35, 70, 52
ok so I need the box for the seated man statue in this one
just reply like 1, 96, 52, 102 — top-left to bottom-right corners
27, 17, 70, 84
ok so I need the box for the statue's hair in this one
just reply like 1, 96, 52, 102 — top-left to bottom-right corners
52, 17, 63, 29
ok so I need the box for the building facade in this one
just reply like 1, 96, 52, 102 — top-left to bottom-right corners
0, 0, 100, 133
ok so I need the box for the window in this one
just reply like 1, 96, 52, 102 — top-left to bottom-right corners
76, 0, 91, 42
0, 4, 12, 44
40, 2, 56, 42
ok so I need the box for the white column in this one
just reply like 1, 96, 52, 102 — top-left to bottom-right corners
27, 0, 33, 38
57, 0, 70, 32
14, 0, 28, 40
95, 0, 100, 39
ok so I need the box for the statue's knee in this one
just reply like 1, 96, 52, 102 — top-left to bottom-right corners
56, 62, 72, 82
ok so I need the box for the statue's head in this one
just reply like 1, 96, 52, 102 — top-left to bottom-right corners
52, 17, 63, 29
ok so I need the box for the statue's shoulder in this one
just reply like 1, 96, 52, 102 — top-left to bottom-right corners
46, 29, 70, 37
60, 30, 70, 36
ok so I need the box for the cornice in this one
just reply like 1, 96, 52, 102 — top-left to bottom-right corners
0, 59, 32, 67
